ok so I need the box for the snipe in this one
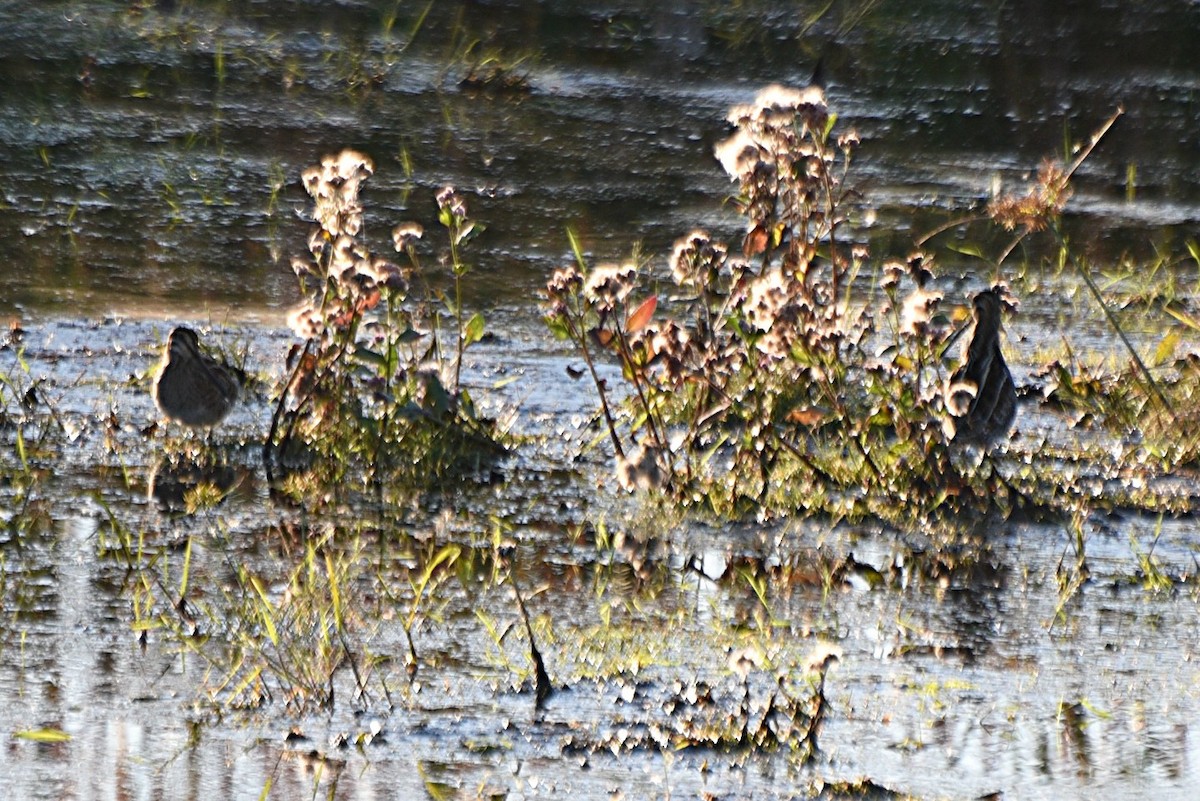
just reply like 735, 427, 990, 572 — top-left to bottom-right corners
944, 288, 1017, 445
153, 327, 240, 431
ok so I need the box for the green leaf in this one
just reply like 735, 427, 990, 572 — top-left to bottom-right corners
422, 779, 455, 801
396, 327, 423, 344
946, 243, 988, 259
464, 312, 486, 345
13, 728, 71, 743
324, 550, 343, 630
454, 221, 484, 247
1164, 304, 1200, 333
544, 316, 571, 340
179, 536, 192, 597
249, 576, 279, 647
823, 113, 838, 141
567, 227, 587, 270
395, 402, 427, 421
458, 387, 477, 418
420, 544, 462, 588
421, 372, 453, 416
352, 346, 388, 368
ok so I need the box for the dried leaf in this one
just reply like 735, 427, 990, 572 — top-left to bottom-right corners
358, 289, 381, 312
590, 327, 615, 348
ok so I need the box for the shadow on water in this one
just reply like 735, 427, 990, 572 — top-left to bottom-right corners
2, 1, 1200, 799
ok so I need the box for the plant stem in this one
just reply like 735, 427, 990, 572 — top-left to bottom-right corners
565, 309, 625, 460
1053, 222, 1173, 419
450, 232, 465, 396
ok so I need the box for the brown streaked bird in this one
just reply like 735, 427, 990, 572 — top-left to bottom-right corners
153, 327, 240, 430
944, 288, 1017, 445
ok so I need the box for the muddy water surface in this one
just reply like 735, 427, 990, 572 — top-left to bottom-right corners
2, 2, 1200, 800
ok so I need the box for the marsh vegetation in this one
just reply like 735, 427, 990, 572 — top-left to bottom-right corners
2, 2, 1200, 800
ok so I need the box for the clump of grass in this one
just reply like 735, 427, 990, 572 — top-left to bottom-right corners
1043, 247, 1200, 465
102, 506, 391, 714
0, 328, 63, 535
440, 6, 533, 96
264, 149, 503, 492
456, 41, 533, 95
209, 535, 380, 712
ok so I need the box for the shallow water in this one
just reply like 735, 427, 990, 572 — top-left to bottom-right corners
2, 2, 1200, 800
1, 0, 1197, 315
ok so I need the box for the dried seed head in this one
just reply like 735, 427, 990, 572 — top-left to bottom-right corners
944, 379, 978, 417
360, 257, 408, 293
584, 262, 638, 311
880, 260, 905, 292
669, 229, 727, 288
987, 159, 1072, 231
899, 287, 943, 338
392, 222, 424, 252
546, 265, 584, 299
714, 128, 767, 182
436, 185, 467, 218
286, 300, 322, 340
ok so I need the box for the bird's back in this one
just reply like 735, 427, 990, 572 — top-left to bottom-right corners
153, 333, 239, 428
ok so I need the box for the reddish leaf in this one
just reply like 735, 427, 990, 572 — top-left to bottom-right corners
357, 289, 382, 312
786, 406, 827, 427
743, 225, 768, 257
589, 327, 615, 348
626, 295, 657, 333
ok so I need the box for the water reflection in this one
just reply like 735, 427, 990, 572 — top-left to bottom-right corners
147, 456, 244, 512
